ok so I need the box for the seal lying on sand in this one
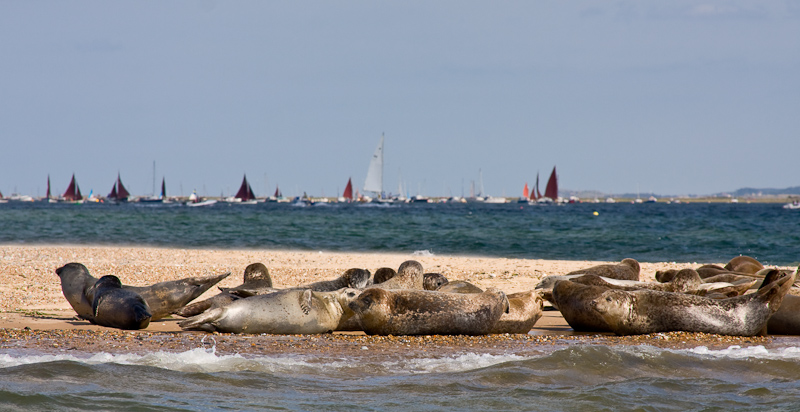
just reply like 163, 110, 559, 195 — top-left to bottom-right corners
372, 260, 425, 290
591, 271, 795, 336
437, 280, 484, 294
549, 280, 613, 332
423, 273, 449, 290
300, 268, 372, 291
570, 270, 756, 297
490, 290, 544, 334
55, 262, 229, 321
349, 288, 509, 336
179, 288, 361, 334
564, 258, 641, 281
90, 275, 152, 330
725, 256, 764, 274
175, 262, 271, 317
758, 268, 800, 335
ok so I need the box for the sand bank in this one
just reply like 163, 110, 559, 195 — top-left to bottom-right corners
0, 245, 793, 356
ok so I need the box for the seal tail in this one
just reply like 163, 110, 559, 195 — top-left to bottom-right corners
178, 308, 224, 332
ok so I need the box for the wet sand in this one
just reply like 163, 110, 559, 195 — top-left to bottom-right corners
0, 245, 794, 357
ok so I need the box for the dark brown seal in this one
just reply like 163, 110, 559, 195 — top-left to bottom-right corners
591, 271, 795, 336
372, 267, 397, 284
90, 275, 152, 330
423, 273, 449, 290
348, 288, 509, 335
55, 262, 229, 321
565, 258, 640, 281
436, 280, 484, 294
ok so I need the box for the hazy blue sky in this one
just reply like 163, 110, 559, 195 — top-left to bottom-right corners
1, 1, 798, 198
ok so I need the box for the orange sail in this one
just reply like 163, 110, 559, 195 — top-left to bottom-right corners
522, 183, 529, 199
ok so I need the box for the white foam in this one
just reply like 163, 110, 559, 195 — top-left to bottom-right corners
0, 348, 529, 376
686, 345, 800, 360
412, 249, 434, 257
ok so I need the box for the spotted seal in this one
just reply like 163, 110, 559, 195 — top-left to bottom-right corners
436, 280, 484, 294
179, 288, 361, 334
549, 279, 613, 332
490, 290, 544, 334
90, 275, 152, 330
55, 262, 229, 321
348, 288, 509, 335
423, 273, 449, 290
591, 270, 795, 336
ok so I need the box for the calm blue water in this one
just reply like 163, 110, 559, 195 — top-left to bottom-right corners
2, 201, 800, 410
0, 201, 797, 265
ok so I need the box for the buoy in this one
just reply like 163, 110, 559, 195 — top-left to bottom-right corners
593, 211, 599, 216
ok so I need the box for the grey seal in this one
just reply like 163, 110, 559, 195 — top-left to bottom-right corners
349, 288, 509, 336
549, 279, 613, 332
179, 288, 361, 334
90, 275, 152, 330
55, 262, 229, 321
490, 290, 544, 334
591, 271, 795, 336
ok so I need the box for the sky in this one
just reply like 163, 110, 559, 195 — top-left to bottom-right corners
1, 1, 798, 199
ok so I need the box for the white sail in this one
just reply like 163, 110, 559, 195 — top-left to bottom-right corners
363, 134, 384, 195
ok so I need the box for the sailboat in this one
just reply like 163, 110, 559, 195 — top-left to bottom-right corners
519, 182, 530, 203
227, 174, 258, 204
338, 178, 354, 203
107, 173, 131, 202
140, 177, 168, 203
62, 174, 84, 203
0, 190, 6, 204
363, 134, 390, 202
542, 166, 559, 203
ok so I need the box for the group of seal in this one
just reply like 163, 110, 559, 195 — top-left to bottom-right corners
538, 257, 800, 336
176, 259, 543, 336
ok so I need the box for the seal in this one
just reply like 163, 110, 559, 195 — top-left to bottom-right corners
179, 288, 361, 334
373, 260, 424, 290
55, 262, 229, 321
436, 280, 484, 294
373, 267, 397, 284
570, 270, 756, 297
348, 288, 509, 336
424, 273, 449, 290
300, 268, 372, 291
758, 268, 800, 335
549, 280, 613, 332
725, 256, 764, 274
656, 264, 760, 283
90, 275, 152, 330
175, 262, 271, 317
490, 290, 544, 334
591, 270, 795, 336
565, 258, 640, 281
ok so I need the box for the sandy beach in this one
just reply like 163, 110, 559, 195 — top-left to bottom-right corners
0, 245, 793, 356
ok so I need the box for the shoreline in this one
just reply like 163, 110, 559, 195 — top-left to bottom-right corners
1, 245, 797, 357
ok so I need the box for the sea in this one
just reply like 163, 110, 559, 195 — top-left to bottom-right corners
1, 200, 799, 411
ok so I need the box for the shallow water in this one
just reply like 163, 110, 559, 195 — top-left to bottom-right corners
1, 201, 798, 265
2, 344, 800, 411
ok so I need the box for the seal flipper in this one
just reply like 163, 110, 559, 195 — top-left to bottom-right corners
299, 289, 313, 315
178, 307, 224, 332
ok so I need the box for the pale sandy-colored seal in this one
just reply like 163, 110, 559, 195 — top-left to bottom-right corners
179, 288, 361, 334
490, 290, 544, 334
372, 260, 424, 290
349, 288, 509, 336
565, 258, 640, 281
591, 271, 795, 336
55, 262, 229, 321
175, 262, 270, 317
90, 275, 152, 330
437, 280, 484, 294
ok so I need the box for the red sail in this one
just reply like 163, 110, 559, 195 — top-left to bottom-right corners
343, 178, 353, 200
160, 177, 167, 198
235, 175, 255, 201
46, 175, 52, 199
544, 166, 558, 200
108, 183, 118, 199
530, 173, 540, 200
63, 174, 82, 201
522, 183, 529, 199
116, 174, 130, 199
274, 185, 282, 198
